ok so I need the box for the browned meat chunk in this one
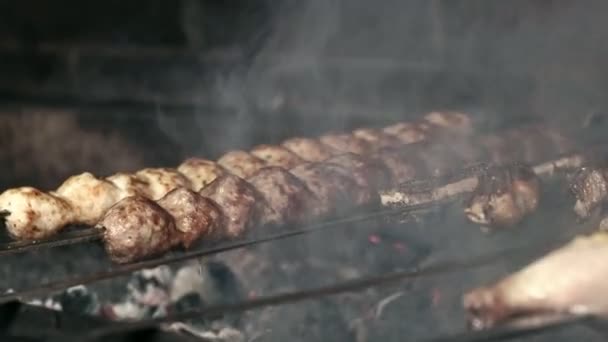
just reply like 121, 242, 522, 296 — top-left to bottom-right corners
100, 196, 176, 264
217, 150, 267, 179
319, 133, 371, 155
352, 128, 401, 150
250, 144, 304, 169
465, 163, 540, 228
177, 158, 227, 191
199, 174, 267, 238
282, 137, 339, 162
248, 167, 320, 225
290, 162, 362, 215
382, 122, 426, 144
157, 187, 223, 248
570, 167, 608, 219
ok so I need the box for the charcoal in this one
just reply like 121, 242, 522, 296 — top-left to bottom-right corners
172, 292, 206, 314
53, 285, 100, 316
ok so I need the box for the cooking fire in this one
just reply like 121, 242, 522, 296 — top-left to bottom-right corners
0, 108, 607, 341
2, 1, 608, 341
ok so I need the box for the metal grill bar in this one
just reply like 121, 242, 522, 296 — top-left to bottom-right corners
0, 149, 590, 258
423, 315, 594, 342
68, 233, 574, 341
0, 204, 435, 304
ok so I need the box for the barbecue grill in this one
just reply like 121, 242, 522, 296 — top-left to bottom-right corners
2, 1, 608, 341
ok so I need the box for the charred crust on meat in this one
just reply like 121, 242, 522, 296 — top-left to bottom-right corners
247, 166, 320, 225
100, 196, 177, 264
569, 166, 608, 219
465, 163, 540, 228
199, 174, 268, 239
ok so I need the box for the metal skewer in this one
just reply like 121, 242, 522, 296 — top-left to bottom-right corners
0, 150, 590, 259
0, 204, 434, 304
66, 233, 574, 341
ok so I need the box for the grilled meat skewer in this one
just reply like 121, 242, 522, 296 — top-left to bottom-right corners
102, 132, 578, 263
101, 159, 379, 263
0, 110, 578, 265
1, 122, 572, 251
381, 134, 580, 229
0, 111, 471, 241
381, 163, 542, 229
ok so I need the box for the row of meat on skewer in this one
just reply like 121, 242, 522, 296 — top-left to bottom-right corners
5, 110, 608, 336
0, 111, 584, 264
0, 112, 475, 260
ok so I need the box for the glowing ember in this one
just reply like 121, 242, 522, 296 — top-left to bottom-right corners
392, 242, 407, 253
431, 288, 441, 307
368, 234, 382, 244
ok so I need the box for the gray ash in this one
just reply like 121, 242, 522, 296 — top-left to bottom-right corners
53, 285, 100, 316
18, 260, 245, 340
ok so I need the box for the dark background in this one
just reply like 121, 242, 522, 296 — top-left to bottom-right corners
0, 0, 606, 189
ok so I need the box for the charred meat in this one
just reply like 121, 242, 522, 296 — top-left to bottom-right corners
465, 163, 540, 228
199, 174, 267, 238
157, 188, 223, 248
569, 166, 608, 219
248, 167, 320, 225
100, 196, 177, 264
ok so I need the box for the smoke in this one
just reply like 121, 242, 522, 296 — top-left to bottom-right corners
194, 0, 608, 152
203, 0, 454, 152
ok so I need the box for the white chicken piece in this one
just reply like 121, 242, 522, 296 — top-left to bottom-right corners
464, 232, 608, 330
177, 158, 226, 191
54, 172, 122, 225
134, 168, 192, 200
423, 111, 474, 135
106, 172, 151, 199
0, 187, 74, 239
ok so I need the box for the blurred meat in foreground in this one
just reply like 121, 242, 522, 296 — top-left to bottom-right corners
463, 232, 608, 330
